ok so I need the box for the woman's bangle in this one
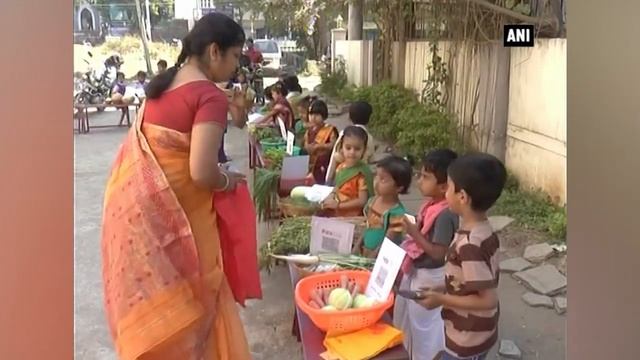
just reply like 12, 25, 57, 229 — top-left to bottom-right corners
214, 172, 230, 192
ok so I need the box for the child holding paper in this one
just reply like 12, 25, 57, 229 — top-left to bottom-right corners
356, 155, 412, 258
419, 153, 506, 360
303, 99, 338, 184
321, 126, 374, 217
393, 149, 459, 360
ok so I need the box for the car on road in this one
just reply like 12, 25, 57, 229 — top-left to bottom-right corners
253, 39, 283, 70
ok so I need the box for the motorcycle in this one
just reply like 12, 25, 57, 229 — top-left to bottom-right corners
74, 52, 122, 110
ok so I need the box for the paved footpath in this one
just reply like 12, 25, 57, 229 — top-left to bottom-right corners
75, 107, 564, 359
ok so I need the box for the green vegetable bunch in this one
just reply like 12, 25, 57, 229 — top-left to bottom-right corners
259, 217, 312, 271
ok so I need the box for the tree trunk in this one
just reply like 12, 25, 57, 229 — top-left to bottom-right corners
135, 0, 153, 75
347, 0, 364, 40
145, 0, 152, 41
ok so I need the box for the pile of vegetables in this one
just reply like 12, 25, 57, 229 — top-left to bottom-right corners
259, 217, 312, 270
254, 127, 280, 141
263, 148, 286, 171
307, 274, 377, 311
252, 148, 286, 220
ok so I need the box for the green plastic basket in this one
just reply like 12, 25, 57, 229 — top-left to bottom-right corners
260, 138, 286, 152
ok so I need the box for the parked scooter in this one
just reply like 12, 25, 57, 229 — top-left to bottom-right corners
74, 51, 123, 110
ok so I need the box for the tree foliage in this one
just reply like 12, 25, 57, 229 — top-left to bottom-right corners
237, 0, 346, 59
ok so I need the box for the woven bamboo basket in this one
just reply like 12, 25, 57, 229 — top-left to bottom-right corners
278, 197, 320, 218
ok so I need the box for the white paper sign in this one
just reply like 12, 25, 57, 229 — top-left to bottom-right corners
281, 155, 309, 180
277, 117, 287, 139
248, 113, 263, 124
310, 216, 355, 255
365, 238, 407, 302
286, 131, 295, 155
304, 185, 335, 203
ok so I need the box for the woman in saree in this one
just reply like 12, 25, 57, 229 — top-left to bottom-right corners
101, 13, 255, 360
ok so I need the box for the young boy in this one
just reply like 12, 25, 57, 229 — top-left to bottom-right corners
393, 149, 459, 360
156, 59, 168, 74
325, 101, 374, 184
419, 153, 507, 360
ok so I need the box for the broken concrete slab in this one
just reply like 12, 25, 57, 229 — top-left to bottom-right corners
522, 292, 554, 308
554, 296, 567, 314
500, 257, 533, 273
524, 243, 555, 263
499, 339, 522, 359
513, 265, 567, 296
489, 216, 515, 232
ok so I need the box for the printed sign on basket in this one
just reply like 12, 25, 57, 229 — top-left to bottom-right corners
365, 238, 407, 302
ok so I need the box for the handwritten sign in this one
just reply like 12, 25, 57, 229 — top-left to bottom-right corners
310, 216, 355, 255
365, 238, 406, 302
286, 131, 295, 155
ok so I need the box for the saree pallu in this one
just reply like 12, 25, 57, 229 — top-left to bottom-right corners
329, 161, 374, 217
305, 124, 336, 185
101, 104, 251, 360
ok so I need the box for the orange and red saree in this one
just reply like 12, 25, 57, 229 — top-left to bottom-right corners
101, 104, 252, 360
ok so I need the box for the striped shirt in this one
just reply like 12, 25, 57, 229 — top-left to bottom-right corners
442, 221, 500, 358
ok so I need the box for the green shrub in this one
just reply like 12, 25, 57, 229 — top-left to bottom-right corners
395, 103, 458, 159
319, 58, 348, 99
341, 82, 417, 142
491, 189, 567, 241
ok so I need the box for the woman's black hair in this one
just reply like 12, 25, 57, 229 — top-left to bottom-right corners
308, 99, 329, 119
146, 13, 245, 99
342, 125, 368, 148
116, 71, 125, 79
271, 81, 289, 97
376, 155, 413, 194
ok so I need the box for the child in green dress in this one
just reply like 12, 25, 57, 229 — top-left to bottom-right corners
356, 155, 413, 258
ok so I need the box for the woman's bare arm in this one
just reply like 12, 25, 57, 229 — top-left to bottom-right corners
189, 122, 228, 189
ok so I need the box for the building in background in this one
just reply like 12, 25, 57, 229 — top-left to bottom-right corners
174, 0, 240, 30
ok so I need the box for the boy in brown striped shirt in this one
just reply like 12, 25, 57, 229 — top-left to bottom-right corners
418, 153, 506, 360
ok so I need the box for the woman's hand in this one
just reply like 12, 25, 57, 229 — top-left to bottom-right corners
225, 170, 246, 191
215, 169, 246, 192
230, 87, 247, 109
